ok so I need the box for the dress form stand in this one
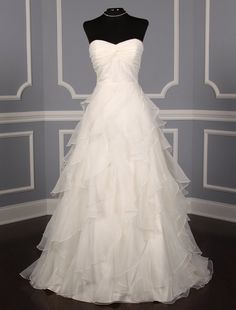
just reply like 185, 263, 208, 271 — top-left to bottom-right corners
83, 7, 149, 44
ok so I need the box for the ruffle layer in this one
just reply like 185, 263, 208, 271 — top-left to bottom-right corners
19, 85, 213, 303
19, 210, 213, 304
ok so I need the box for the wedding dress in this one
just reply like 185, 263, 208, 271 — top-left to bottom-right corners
19, 38, 213, 304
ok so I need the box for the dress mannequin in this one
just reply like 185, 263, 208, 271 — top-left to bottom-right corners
83, 7, 149, 44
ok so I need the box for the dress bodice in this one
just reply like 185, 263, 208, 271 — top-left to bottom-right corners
89, 38, 144, 85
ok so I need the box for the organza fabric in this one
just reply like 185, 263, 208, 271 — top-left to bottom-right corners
19, 38, 213, 304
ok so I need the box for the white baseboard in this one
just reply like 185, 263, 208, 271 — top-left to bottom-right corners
0, 197, 235, 226
188, 197, 236, 223
0, 199, 48, 225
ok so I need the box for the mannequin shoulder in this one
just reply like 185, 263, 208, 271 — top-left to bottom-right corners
83, 17, 99, 32
129, 16, 149, 33
131, 16, 149, 26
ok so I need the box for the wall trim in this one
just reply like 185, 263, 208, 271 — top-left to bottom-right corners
203, 129, 236, 193
0, 199, 47, 225
59, 129, 73, 172
58, 128, 179, 171
205, 0, 236, 99
0, 196, 235, 226
0, 0, 32, 101
0, 109, 235, 124
189, 197, 236, 222
56, 0, 87, 99
147, 0, 179, 98
0, 131, 35, 195
163, 128, 178, 161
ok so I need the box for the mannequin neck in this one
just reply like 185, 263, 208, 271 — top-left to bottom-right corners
103, 8, 127, 17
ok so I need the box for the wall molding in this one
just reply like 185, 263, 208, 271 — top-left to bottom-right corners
163, 128, 178, 161
56, 0, 87, 99
0, 196, 235, 226
0, 0, 32, 101
189, 197, 236, 223
205, 0, 236, 99
58, 128, 179, 170
0, 199, 47, 225
0, 109, 235, 124
147, 0, 179, 98
203, 129, 236, 193
0, 131, 35, 195
59, 129, 73, 171
56, 0, 179, 99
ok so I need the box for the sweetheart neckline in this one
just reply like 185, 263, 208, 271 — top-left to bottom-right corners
89, 38, 144, 48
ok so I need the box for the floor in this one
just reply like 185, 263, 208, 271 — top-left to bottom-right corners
0, 213, 235, 310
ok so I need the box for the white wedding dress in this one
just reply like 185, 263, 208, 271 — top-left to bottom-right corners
19, 38, 213, 304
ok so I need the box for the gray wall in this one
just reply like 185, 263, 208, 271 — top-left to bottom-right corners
0, 0, 235, 209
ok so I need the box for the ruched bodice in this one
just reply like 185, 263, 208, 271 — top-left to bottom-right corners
89, 38, 144, 84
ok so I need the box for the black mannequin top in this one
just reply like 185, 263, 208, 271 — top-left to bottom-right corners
83, 7, 149, 45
